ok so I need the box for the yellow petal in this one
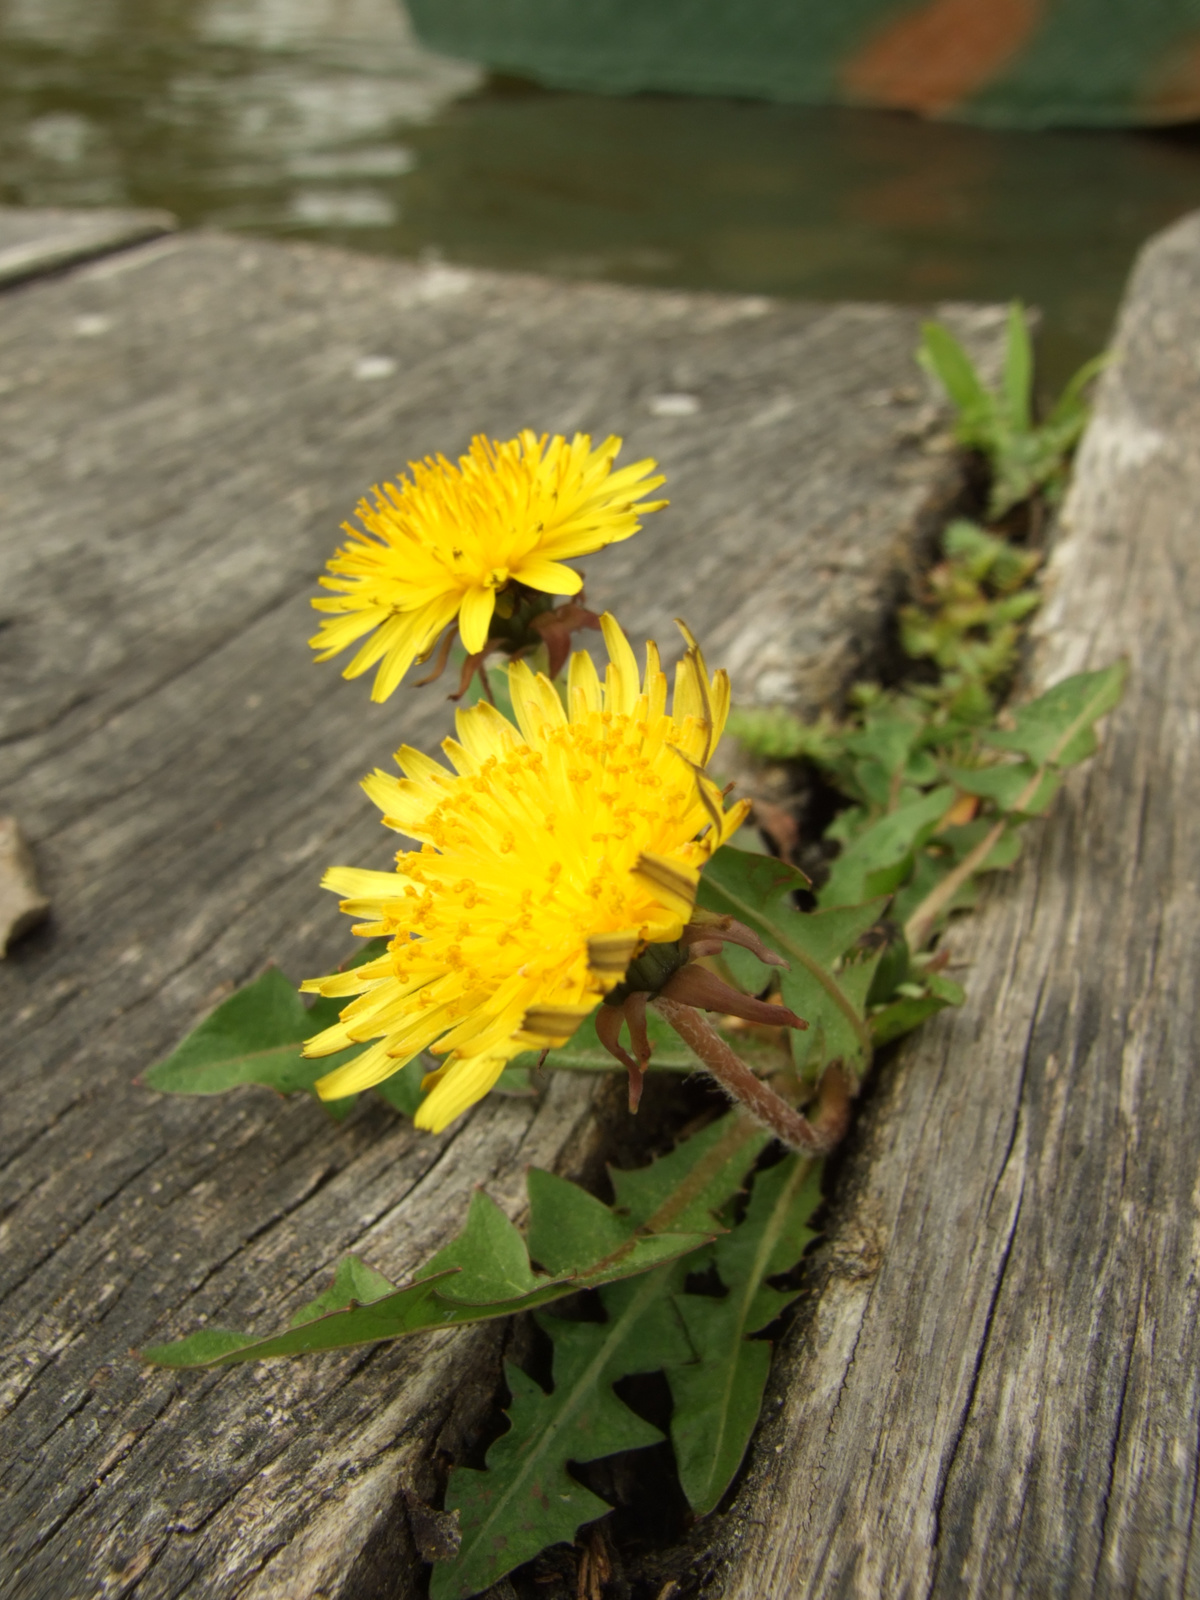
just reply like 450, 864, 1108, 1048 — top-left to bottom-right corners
644, 639, 668, 721
586, 930, 640, 979
322, 866, 403, 899
600, 613, 640, 716
521, 1003, 597, 1040
415, 1054, 511, 1132
440, 733, 480, 776
567, 648, 603, 718
397, 745, 453, 785
508, 659, 567, 744
301, 956, 393, 999
672, 650, 706, 728
342, 609, 418, 679
708, 668, 732, 745
315, 1037, 415, 1099
514, 556, 583, 595
434, 987, 529, 1057
361, 769, 410, 816
302, 1018, 358, 1057
308, 608, 385, 660
454, 699, 523, 763
718, 797, 753, 842
458, 586, 496, 654
631, 852, 699, 920
372, 593, 461, 703
605, 456, 664, 493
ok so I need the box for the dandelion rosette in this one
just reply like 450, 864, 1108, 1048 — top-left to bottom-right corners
301, 616, 750, 1132
309, 431, 666, 701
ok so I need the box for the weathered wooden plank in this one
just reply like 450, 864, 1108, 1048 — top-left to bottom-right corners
0, 226, 998, 1598
0, 206, 175, 288
703, 212, 1200, 1599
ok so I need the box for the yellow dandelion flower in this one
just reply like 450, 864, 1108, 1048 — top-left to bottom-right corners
301, 615, 749, 1132
309, 430, 666, 701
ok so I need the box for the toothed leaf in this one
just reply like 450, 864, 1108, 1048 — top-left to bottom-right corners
818, 786, 957, 908
697, 846, 884, 1080
608, 1110, 767, 1233
667, 1156, 822, 1515
434, 1264, 691, 1600
144, 942, 412, 1119
982, 662, 1127, 768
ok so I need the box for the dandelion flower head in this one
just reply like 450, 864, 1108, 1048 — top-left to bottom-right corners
310, 430, 666, 701
302, 616, 748, 1132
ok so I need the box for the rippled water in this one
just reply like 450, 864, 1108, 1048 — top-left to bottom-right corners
3, 0, 1200, 386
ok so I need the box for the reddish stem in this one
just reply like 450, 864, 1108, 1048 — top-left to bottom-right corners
652, 997, 850, 1156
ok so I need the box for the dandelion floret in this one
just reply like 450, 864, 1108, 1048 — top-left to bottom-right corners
302, 617, 747, 1131
309, 431, 666, 700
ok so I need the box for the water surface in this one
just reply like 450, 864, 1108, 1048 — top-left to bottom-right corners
3, 0, 1199, 386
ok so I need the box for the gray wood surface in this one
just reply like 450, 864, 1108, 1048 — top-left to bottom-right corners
701, 212, 1200, 1600
0, 223, 995, 1599
0, 206, 175, 288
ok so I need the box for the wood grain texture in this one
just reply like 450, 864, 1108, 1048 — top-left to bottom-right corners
704, 211, 1200, 1600
0, 225, 997, 1599
0, 206, 176, 287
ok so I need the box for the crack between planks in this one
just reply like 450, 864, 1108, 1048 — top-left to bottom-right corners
925, 1176, 1025, 1597
1180, 1410, 1200, 1600
79, 1332, 448, 1596
795, 1267, 879, 1592
924, 974, 1044, 1594
135, 1161, 348, 1335
28, 708, 360, 853
0, 685, 95, 753
22, 1327, 392, 1586
35, 1123, 549, 1584
23, 1384, 95, 1461
10, 1369, 176, 1534
1091, 1289, 1138, 1591
9, 1384, 148, 1560
1130, 774, 1153, 877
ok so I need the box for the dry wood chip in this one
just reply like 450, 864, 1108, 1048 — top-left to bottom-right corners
0, 815, 49, 955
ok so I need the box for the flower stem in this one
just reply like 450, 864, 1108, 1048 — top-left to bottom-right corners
904, 677, 1121, 952
903, 814, 1008, 954
904, 757, 1052, 952
653, 997, 850, 1156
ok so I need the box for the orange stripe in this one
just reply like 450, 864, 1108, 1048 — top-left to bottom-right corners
842, 0, 1043, 117
1143, 32, 1200, 123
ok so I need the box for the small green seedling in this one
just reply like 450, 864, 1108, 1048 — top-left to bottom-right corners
919, 302, 1106, 518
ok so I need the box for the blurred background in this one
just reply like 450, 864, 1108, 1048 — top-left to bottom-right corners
4, 0, 1200, 388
